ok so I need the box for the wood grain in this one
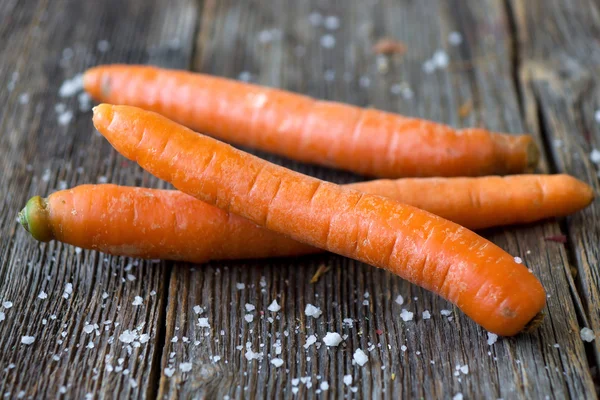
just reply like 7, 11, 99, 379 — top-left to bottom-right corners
0, 0, 197, 398
156, 0, 598, 398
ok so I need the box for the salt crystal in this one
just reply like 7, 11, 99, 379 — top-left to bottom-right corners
97, 40, 111, 52
180, 362, 192, 372
580, 327, 595, 342
244, 314, 254, 323
422, 59, 436, 74
376, 55, 389, 73
324, 69, 335, 82
343, 375, 352, 385
304, 334, 317, 349
21, 336, 35, 345
453, 393, 463, 400
362, 299, 369, 306
305, 304, 322, 318
271, 358, 284, 368
353, 348, 368, 366
132, 296, 143, 306
245, 303, 255, 312
320, 34, 336, 49
119, 330, 137, 344
139, 334, 150, 343
590, 149, 600, 164
320, 381, 329, 391
322, 332, 343, 347
52, 355, 60, 361
390, 84, 402, 95
42, 319, 47, 325
292, 387, 299, 395
460, 365, 469, 374
150, 290, 156, 296
400, 309, 414, 322
514, 256, 523, 264
422, 311, 431, 320
198, 318, 210, 328
3, 301, 13, 309
359, 76, 371, 88
595, 110, 600, 123
236, 283, 246, 290
308, 12, 323, 26
59, 386, 67, 394
57, 110, 73, 126
86, 342, 94, 349
395, 295, 404, 305
193, 305, 203, 314
127, 274, 136, 281
553, 139, 563, 148
432, 50, 449, 68
258, 29, 274, 44
212, 355, 221, 362
324, 16, 340, 30
401, 345, 407, 352
164, 367, 175, 377
102, 292, 109, 299
83, 324, 94, 334
171, 336, 178, 343
343, 318, 354, 327
58, 74, 84, 98
553, 343, 560, 348
448, 31, 463, 46
18, 93, 29, 104
259, 276, 267, 287
487, 332, 498, 346
268, 300, 281, 312
238, 71, 252, 82
78, 92, 91, 112
440, 309, 452, 316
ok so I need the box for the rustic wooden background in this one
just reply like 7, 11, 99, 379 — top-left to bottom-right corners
1, 0, 599, 398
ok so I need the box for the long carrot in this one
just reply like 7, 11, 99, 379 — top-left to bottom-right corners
90, 104, 546, 336
19, 174, 594, 261
83, 65, 539, 178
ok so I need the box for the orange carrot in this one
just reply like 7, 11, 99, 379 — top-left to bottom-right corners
84, 65, 539, 178
91, 104, 546, 336
19, 175, 593, 260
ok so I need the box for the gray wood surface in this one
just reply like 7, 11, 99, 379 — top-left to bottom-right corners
0, 0, 598, 399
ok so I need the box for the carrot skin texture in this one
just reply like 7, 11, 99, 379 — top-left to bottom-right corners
93, 104, 547, 336
84, 65, 538, 178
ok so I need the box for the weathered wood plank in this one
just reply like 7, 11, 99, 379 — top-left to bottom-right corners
0, 0, 198, 398
510, 0, 600, 373
158, 0, 596, 398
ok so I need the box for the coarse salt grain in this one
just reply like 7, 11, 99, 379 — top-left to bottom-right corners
193, 305, 203, 314
595, 110, 600, 123
395, 295, 404, 305
590, 149, 600, 164
401, 345, 407, 352
97, 40, 110, 52
514, 256, 523, 264
132, 296, 143, 306
0, 312, 5, 322
164, 367, 175, 377
139, 334, 150, 343
487, 332, 498, 346
171, 336, 178, 343
343, 318, 354, 327
267, 300, 281, 312
180, 362, 192, 372
38, 291, 48, 300
460, 365, 469, 374
236, 283, 246, 290
86, 342, 94, 349
580, 327, 595, 342
343, 375, 352, 385
198, 318, 210, 328
320, 34, 336, 49
3, 301, 13, 309
245, 303, 255, 312
244, 314, 254, 323
304, 335, 318, 349
21, 336, 35, 345
58, 74, 84, 98
448, 31, 463, 46
320, 381, 329, 391
400, 309, 414, 322
308, 12, 323, 26
270, 358, 284, 368
119, 330, 137, 344
422, 311, 431, 319
440, 309, 452, 316
353, 348, 368, 366
83, 324, 94, 334
322, 332, 343, 347
432, 50, 449, 68
324, 16, 340, 30
453, 393, 463, 400
305, 304, 322, 318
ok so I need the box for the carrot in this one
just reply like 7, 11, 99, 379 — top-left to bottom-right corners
90, 104, 546, 336
83, 65, 539, 178
19, 174, 594, 259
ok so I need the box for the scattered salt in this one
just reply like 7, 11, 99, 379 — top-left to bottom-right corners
83, 324, 94, 334
422, 311, 431, 320
359, 76, 371, 88
590, 149, 600, 164
453, 393, 463, 400
58, 74, 84, 98
164, 368, 175, 377
271, 358, 284, 368
400, 309, 414, 322
322, 332, 343, 347
97, 40, 111, 52
212, 355, 221, 362
198, 318, 210, 328
320, 381, 329, 391
343, 318, 354, 327
440, 309, 452, 316
238, 71, 252, 82
553, 343, 560, 348
193, 305, 203, 314
78, 92, 91, 112
86, 342, 94, 349
38, 291, 48, 300
448, 31, 463, 46
305, 304, 322, 318
580, 327, 595, 342
432, 50, 449, 68
324, 16, 340, 30
320, 34, 336, 49
244, 314, 254, 323
102, 292, 109, 300
362, 299, 369, 306
132, 296, 143, 306
487, 332, 498, 346
422, 59, 436, 74
514, 257, 523, 264
59, 386, 67, 394
127, 274, 136, 281
236, 283, 246, 290
460, 365, 469, 374
119, 330, 137, 344
353, 348, 368, 366
343, 375, 352, 386
395, 295, 404, 305
245, 303, 255, 312
401, 345, 407, 352
18, 93, 29, 104
171, 336, 178, 343
180, 362, 192, 372
304, 335, 318, 349
595, 110, 600, 123
267, 300, 281, 312
308, 12, 323, 26
21, 336, 35, 345
3, 301, 13, 309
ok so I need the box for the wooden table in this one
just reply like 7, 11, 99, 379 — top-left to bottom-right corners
1, 0, 598, 398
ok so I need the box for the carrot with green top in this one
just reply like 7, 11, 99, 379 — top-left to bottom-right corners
89, 104, 546, 336
19, 175, 593, 260
83, 65, 539, 178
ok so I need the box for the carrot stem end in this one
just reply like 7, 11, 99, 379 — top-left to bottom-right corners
19, 196, 54, 242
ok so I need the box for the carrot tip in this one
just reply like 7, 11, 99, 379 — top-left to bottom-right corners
522, 312, 544, 333
19, 196, 54, 242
